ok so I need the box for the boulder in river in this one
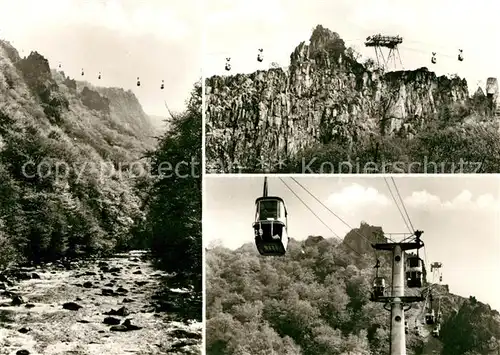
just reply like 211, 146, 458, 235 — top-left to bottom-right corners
103, 316, 121, 325
83, 281, 92, 288
62, 302, 82, 311
104, 306, 129, 316
110, 318, 142, 331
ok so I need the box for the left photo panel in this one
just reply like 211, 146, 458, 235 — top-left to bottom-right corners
0, 1, 202, 354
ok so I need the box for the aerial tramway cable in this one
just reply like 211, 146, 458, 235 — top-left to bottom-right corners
278, 177, 364, 257
289, 177, 381, 260
384, 177, 413, 234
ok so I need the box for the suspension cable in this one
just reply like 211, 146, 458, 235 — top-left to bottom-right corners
278, 178, 364, 258
391, 177, 415, 233
384, 177, 413, 234
289, 177, 379, 260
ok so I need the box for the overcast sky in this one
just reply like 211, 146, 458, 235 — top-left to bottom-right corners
205, 0, 498, 93
0, 0, 201, 119
205, 175, 500, 311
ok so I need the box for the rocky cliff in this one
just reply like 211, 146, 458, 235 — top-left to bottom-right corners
1, 40, 157, 150
205, 25, 475, 172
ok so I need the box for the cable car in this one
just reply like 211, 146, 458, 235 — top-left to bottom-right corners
431, 52, 436, 64
372, 277, 385, 299
257, 48, 263, 62
98, 72, 101, 80
136, 77, 141, 86
439, 275, 442, 282
253, 196, 288, 256
425, 309, 436, 324
405, 321, 409, 334
432, 324, 441, 337
81, 68, 84, 76
458, 49, 463, 61
58, 63, 61, 69
405, 255, 423, 288
225, 57, 231, 71
160, 80, 164, 90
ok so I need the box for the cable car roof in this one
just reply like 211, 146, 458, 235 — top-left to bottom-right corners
255, 196, 285, 204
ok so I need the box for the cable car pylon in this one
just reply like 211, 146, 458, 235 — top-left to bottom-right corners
365, 34, 403, 71
370, 230, 425, 355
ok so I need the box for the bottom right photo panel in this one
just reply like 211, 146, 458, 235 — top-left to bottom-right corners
204, 175, 500, 355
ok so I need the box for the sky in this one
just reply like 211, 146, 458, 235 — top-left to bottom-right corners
0, 0, 201, 119
205, 0, 499, 94
205, 175, 500, 311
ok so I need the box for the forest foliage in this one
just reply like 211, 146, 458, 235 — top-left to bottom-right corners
206, 231, 500, 355
0, 42, 202, 291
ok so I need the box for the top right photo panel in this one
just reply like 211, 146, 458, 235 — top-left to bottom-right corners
204, 0, 499, 174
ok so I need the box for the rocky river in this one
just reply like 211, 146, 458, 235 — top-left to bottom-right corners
0, 250, 201, 355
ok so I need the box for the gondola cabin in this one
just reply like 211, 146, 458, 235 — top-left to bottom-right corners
406, 255, 423, 288
253, 196, 288, 256
372, 277, 385, 298
425, 309, 436, 324
432, 324, 441, 337
257, 48, 263, 62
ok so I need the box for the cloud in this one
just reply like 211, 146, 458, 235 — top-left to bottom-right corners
405, 190, 498, 211
326, 183, 390, 211
405, 190, 441, 208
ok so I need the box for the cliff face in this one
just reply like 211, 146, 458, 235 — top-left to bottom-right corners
205, 25, 470, 171
0, 41, 157, 154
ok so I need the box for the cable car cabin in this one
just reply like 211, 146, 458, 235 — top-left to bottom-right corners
432, 324, 441, 337
372, 277, 385, 298
405, 321, 409, 334
257, 49, 263, 62
161, 80, 164, 90
425, 309, 436, 324
136, 77, 141, 87
98, 72, 101, 80
406, 256, 423, 288
431, 52, 436, 64
253, 196, 288, 256
458, 49, 463, 61
81, 69, 84, 76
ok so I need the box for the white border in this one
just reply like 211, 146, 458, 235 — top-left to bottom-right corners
204, 173, 493, 178
200, 0, 207, 350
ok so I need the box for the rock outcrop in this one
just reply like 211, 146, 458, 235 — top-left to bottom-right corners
205, 25, 470, 171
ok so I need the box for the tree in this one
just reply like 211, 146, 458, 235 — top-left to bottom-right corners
139, 80, 202, 288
